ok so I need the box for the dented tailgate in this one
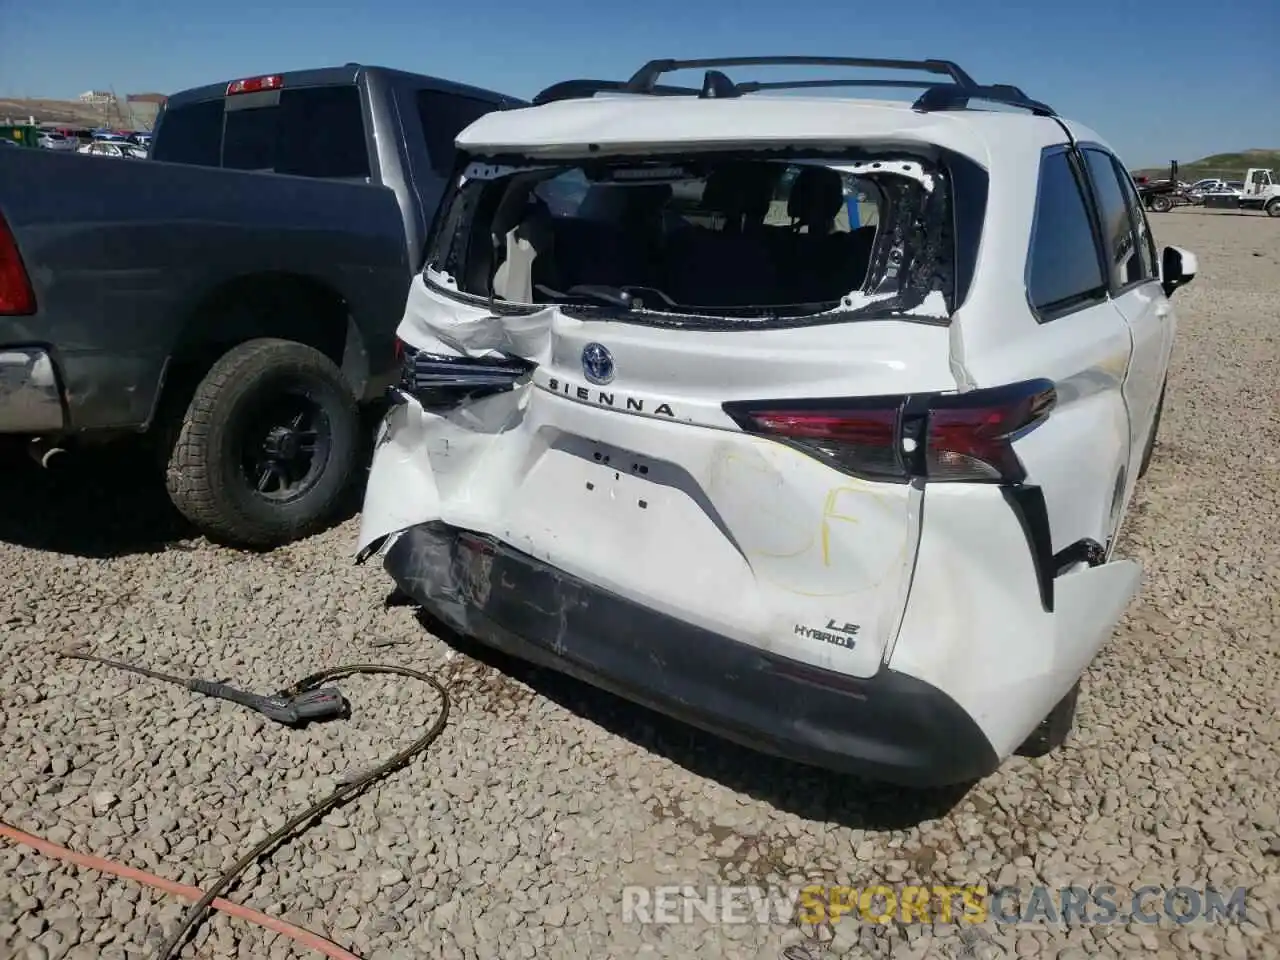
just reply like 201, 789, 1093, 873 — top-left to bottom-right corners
360, 278, 959, 680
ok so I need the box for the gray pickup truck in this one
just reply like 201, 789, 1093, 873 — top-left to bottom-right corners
0, 64, 522, 546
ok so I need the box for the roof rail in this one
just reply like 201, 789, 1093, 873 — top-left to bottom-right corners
911, 83, 1056, 117
530, 55, 1057, 118
532, 78, 702, 106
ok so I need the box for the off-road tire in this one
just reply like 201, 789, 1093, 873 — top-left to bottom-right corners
1149, 194, 1173, 213
1015, 679, 1080, 758
163, 338, 359, 548
1266, 199, 1280, 218
1138, 383, 1165, 479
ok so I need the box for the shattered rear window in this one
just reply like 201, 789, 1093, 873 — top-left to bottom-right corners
425, 153, 959, 325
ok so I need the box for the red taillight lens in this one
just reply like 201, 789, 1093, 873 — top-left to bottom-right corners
731, 404, 906, 480
0, 212, 36, 316
227, 75, 284, 95
723, 379, 1056, 484
925, 382, 1056, 482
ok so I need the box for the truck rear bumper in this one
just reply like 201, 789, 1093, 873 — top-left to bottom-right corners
381, 521, 1002, 788
0, 338, 169, 434
0, 346, 65, 433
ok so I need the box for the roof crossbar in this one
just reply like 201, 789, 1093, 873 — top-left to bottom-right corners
529, 56, 1057, 117
624, 56, 979, 92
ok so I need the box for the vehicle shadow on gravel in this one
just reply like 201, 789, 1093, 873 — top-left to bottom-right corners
413, 607, 972, 831
0, 442, 193, 557
0, 411, 383, 558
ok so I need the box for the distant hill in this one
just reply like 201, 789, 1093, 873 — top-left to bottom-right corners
0, 95, 161, 130
1134, 149, 1280, 180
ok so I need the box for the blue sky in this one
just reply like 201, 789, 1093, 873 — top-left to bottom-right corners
3, 0, 1276, 166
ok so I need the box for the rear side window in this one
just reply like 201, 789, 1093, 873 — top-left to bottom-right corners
1028, 151, 1106, 315
151, 99, 224, 165
416, 90, 501, 178
152, 86, 370, 178
1082, 148, 1142, 288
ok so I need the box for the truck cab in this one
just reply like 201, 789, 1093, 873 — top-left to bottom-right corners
1204, 167, 1280, 216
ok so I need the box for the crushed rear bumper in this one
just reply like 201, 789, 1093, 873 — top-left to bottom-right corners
382, 521, 1001, 788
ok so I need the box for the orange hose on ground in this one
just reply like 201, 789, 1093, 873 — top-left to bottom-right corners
0, 820, 361, 960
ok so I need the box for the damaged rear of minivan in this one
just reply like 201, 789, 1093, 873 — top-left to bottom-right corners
355, 111, 1124, 787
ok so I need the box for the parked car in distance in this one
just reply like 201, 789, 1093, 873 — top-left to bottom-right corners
78, 140, 148, 159
36, 132, 77, 151
358, 55, 1197, 788
0, 64, 524, 547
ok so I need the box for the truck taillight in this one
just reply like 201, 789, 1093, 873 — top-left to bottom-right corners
227, 75, 284, 95
723, 379, 1056, 484
0, 212, 36, 316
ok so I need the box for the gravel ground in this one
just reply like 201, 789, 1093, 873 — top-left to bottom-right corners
2, 208, 1278, 960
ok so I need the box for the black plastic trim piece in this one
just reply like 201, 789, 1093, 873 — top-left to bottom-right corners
1052, 538, 1107, 575
532, 78, 703, 106
911, 83, 1056, 117
384, 522, 1001, 786
1002, 484, 1056, 613
397, 347, 533, 409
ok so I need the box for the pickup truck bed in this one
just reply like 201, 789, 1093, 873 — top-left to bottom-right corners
0, 63, 522, 547
0, 146, 408, 431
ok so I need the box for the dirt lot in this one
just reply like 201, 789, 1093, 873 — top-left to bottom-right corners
1, 209, 1277, 960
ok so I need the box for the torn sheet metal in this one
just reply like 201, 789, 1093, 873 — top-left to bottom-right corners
356, 359, 940, 681
405, 270, 555, 360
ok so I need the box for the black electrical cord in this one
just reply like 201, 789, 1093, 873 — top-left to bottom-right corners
59, 653, 450, 960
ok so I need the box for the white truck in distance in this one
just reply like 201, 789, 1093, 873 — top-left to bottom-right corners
1203, 167, 1280, 216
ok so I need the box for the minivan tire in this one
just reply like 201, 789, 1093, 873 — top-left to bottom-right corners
1016, 679, 1080, 758
163, 338, 360, 548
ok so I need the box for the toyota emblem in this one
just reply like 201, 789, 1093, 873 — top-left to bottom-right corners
581, 342, 614, 385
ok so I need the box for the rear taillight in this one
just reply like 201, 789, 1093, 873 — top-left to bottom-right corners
0, 212, 36, 316
723, 379, 1056, 484
227, 75, 284, 95
394, 342, 534, 409
741, 404, 904, 480
923, 380, 1056, 481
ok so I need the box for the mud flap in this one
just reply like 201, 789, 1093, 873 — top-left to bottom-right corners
886, 484, 1142, 760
